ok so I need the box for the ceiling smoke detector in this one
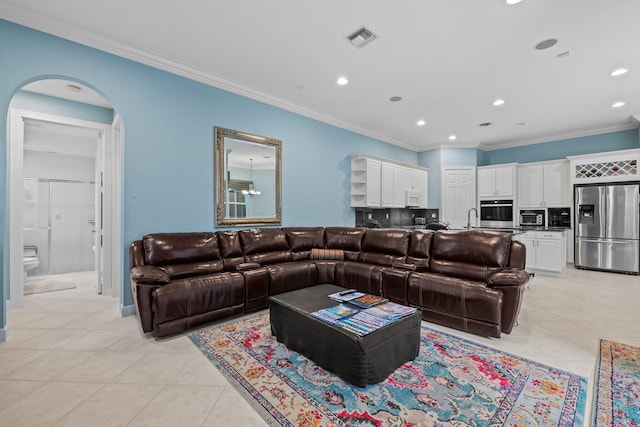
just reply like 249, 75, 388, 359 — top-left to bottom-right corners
346, 27, 377, 48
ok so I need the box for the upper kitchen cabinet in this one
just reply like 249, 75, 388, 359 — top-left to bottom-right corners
518, 160, 570, 208
477, 164, 517, 199
351, 155, 428, 208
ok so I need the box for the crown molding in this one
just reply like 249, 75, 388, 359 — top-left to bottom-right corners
477, 122, 639, 152
0, 9, 420, 152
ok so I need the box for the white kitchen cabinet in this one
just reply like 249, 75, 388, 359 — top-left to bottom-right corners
477, 164, 516, 199
393, 166, 412, 207
518, 160, 569, 208
411, 169, 428, 208
514, 230, 567, 275
381, 162, 395, 207
351, 155, 428, 208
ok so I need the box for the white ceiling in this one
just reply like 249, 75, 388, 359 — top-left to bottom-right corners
2, 0, 640, 152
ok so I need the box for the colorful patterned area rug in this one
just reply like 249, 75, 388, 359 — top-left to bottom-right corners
190, 312, 587, 427
594, 339, 640, 426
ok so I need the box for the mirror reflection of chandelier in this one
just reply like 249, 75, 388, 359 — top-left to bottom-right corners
242, 158, 261, 197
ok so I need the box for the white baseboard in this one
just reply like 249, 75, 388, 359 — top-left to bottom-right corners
120, 304, 135, 317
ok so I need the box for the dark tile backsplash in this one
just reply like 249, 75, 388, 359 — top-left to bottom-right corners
355, 208, 439, 228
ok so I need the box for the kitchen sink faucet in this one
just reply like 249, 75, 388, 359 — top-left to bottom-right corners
467, 208, 478, 229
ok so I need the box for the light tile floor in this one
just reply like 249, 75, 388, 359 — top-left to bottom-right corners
1, 268, 638, 426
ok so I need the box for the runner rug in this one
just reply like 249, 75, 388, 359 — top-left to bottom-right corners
190, 312, 587, 427
593, 339, 640, 426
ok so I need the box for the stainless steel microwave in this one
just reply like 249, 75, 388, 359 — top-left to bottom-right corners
519, 210, 545, 226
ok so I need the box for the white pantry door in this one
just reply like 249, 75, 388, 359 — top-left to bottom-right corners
442, 167, 476, 229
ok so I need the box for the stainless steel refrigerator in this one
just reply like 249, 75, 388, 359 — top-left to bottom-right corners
575, 182, 640, 274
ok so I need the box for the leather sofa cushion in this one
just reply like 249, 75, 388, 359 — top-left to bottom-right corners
284, 227, 325, 252
407, 272, 502, 325
267, 261, 317, 295
325, 227, 364, 251
408, 231, 433, 258
431, 230, 511, 267
334, 261, 383, 295
153, 272, 245, 324
217, 231, 245, 268
240, 229, 289, 255
245, 251, 291, 265
357, 252, 404, 266
361, 229, 409, 256
143, 232, 220, 266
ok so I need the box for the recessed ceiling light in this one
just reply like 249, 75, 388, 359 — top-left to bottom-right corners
336, 77, 349, 86
506, 0, 522, 4
389, 96, 402, 102
493, 99, 505, 107
612, 101, 626, 108
535, 39, 557, 50
556, 51, 571, 59
448, 135, 457, 141
416, 119, 426, 126
66, 84, 82, 92
611, 68, 628, 77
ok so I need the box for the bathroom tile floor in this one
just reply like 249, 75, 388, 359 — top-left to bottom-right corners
1, 268, 639, 426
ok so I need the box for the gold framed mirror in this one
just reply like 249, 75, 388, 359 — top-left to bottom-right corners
214, 127, 282, 226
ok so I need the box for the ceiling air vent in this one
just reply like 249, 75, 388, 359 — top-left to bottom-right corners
346, 27, 377, 48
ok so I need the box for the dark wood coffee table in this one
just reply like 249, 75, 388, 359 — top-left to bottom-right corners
269, 284, 421, 387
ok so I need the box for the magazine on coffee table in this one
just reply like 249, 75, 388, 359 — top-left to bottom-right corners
348, 294, 388, 308
328, 289, 365, 302
363, 302, 417, 320
311, 304, 359, 324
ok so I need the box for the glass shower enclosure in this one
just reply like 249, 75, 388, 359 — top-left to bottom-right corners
23, 178, 96, 276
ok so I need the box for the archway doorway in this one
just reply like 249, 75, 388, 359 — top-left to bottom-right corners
7, 79, 123, 312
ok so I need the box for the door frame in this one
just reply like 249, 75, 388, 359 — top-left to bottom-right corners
7, 108, 122, 310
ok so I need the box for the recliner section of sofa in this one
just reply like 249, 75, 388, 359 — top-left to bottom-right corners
129, 227, 530, 338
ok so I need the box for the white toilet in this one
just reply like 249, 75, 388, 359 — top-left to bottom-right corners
23, 245, 40, 280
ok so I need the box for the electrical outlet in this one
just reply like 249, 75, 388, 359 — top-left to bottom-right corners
431, 213, 436, 218
367, 213, 372, 219
386, 213, 389, 219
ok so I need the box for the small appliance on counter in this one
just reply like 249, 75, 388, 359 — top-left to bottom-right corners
519, 210, 545, 227
548, 207, 571, 228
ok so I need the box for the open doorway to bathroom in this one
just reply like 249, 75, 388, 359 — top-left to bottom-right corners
22, 120, 100, 295
8, 79, 122, 311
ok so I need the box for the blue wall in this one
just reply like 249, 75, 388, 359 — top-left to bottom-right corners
0, 19, 418, 329
418, 148, 478, 210
479, 129, 639, 165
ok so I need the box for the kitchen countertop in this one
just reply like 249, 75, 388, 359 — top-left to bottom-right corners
377, 226, 571, 234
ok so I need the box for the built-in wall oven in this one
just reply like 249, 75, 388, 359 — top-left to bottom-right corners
480, 199, 514, 228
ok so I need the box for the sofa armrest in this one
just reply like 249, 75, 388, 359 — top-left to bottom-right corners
228, 262, 261, 272
391, 261, 417, 271
130, 265, 170, 285
486, 268, 530, 287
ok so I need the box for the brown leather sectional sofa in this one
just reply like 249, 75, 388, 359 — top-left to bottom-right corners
129, 227, 530, 338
